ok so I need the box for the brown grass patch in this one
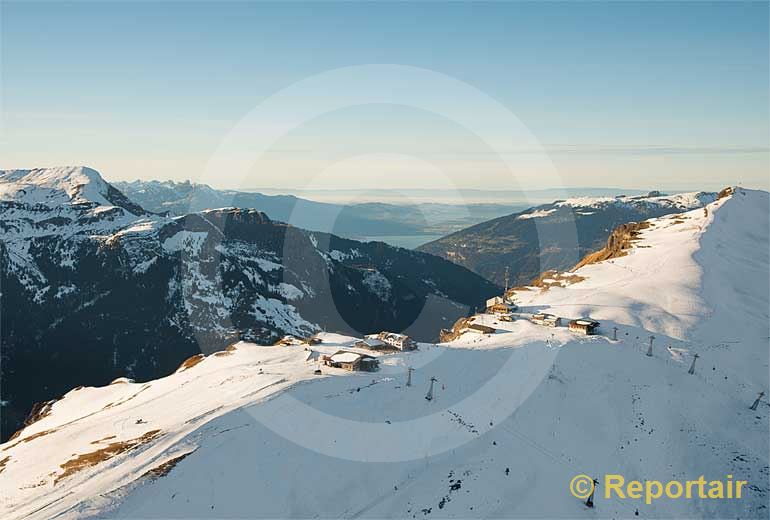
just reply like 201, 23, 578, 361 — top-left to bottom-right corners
0, 455, 10, 474
141, 451, 195, 481
55, 430, 162, 484
213, 351, 232, 357
3, 428, 58, 451
530, 270, 586, 291
176, 354, 205, 372
90, 435, 117, 445
19, 428, 57, 444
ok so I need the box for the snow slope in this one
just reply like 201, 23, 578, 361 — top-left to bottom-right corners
552, 191, 715, 213
0, 188, 767, 519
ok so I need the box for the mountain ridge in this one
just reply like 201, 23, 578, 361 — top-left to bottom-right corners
112, 179, 527, 244
417, 190, 717, 285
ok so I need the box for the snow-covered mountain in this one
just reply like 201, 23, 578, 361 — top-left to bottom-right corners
0, 167, 499, 442
113, 178, 332, 221
1, 187, 766, 519
0, 166, 152, 297
418, 190, 718, 286
1, 166, 147, 215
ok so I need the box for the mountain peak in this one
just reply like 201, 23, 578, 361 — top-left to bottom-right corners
0, 166, 147, 216
0, 165, 105, 201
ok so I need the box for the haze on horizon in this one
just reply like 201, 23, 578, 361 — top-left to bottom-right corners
1, 2, 767, 193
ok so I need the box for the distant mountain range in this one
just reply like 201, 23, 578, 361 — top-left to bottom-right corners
114, 180, 524, 247
418, 191, 717, 286
0, 167, 499, 441
252, 186, 653, 205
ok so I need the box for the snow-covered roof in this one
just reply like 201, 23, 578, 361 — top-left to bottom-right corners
330, 352, 363, 363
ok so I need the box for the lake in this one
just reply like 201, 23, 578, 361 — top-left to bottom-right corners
355, 235, 444, 249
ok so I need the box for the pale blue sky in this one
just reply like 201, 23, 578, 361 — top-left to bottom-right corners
1, 1, 767, 192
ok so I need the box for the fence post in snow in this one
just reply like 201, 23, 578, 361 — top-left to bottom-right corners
406, 367, 414, 387
612, 327, 618, 341
688, 353, 699, 375
646, 335, 655, 357
425, 377, 437, 401
750, 391, 765, 411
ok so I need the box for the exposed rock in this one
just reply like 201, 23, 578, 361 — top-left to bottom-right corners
571, 221, 651, 270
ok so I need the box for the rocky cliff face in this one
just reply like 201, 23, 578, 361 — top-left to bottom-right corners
570, 220, 652, 270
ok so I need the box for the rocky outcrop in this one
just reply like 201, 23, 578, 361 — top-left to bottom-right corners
7, 400, 57, 442
717, 186, 735, 200
571, 221, 651, 270
439, 316, 472, 343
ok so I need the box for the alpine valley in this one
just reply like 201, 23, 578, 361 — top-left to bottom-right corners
0, 166, 500, 441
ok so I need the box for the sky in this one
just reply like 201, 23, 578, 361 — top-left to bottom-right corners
0, 1, 768, 193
